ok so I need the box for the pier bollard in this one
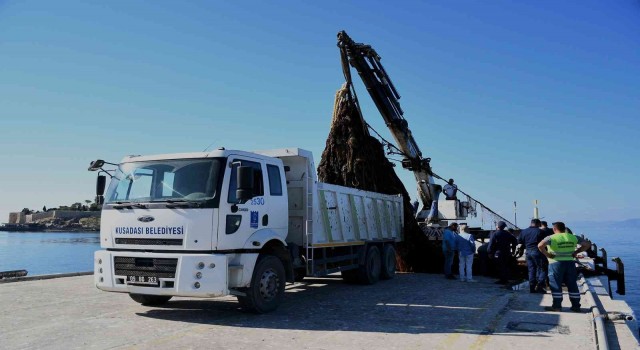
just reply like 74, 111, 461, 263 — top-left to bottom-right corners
612, 257, 625, 296
599, 248, 608, 270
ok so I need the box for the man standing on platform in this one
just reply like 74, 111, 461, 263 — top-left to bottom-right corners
518, 219, 547, 293
442, 222, 458, 280
488, 221, 517, 284
538, 221, 592, 312
443, 179, 458, 200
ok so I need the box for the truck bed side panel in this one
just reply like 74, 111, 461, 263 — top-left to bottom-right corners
311, 182, 403, 246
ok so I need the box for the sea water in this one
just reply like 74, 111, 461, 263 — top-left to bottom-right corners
572, 225, 639, 319
0, 231, 99, 275
0, 228, 637, 318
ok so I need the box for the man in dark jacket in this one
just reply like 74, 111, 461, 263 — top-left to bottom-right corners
518, 219, 547, 293
538, 221, 554, 288
488, 221, 517, 284
540, 221, 554, 238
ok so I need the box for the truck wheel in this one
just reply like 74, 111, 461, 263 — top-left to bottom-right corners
380, 244, 396, 280
237, 255, 285, 313
129, 293, 172, 306
358, 245, 381, 285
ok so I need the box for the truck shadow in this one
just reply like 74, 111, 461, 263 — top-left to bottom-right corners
137, 274, 563, 336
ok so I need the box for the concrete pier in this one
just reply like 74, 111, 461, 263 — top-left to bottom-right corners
1, 273, 637, 349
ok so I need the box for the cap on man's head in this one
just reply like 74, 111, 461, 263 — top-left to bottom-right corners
497, 221, 507, 229
531, 219, 541, 226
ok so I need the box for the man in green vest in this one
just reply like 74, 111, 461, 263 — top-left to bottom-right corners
537, 221, 591, 312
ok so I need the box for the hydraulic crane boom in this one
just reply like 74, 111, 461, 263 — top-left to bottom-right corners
337, 31, 439, 219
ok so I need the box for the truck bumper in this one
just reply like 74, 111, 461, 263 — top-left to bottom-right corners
94, 250, 231, 298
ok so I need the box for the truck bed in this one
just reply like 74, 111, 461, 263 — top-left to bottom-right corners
310, 182, 403, 246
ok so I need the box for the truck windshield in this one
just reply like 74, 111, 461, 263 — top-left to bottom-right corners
105, 158, 223, 204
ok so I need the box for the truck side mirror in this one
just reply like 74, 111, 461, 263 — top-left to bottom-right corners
97, 175, 106, 196
96, 175, 106, 205
236, 166, 254, 203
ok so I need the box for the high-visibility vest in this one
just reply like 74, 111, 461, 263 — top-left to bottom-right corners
548, 233, 578, 262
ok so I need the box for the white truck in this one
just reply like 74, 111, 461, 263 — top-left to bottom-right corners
90, 148, 403, 313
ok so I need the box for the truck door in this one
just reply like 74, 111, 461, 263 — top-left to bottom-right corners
217, 156, 276, 250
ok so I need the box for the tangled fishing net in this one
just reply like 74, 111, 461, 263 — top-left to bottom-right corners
317, 84, 439, 272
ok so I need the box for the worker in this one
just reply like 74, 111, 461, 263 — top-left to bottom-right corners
517, 219, 547, 293
443, 179, 458, 200
540, 221, 553, 238
455, 223, 477, 282
412, 200, 419, 214
477, 241, 492, 276
538, 221, 592, 312
442, 222, 458, 280
539, 220, 553, 288
487, 221, 517, 285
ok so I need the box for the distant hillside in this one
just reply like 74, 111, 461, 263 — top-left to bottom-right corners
570, 218, 640, 229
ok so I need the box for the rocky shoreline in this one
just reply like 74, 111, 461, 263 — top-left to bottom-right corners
0, 216, 100, 232
0, 224, 99, 232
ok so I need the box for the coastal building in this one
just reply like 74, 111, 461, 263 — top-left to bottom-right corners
8, 212, 26, 224
7, 210, 100, 224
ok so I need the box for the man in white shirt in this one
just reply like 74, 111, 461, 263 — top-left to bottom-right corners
443, 179, 458, 200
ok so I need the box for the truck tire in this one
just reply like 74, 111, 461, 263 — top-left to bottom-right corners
358, 245, 381, 285
237, 255, 286, 313
129, 293, 172, 306
380, 244, 396, 280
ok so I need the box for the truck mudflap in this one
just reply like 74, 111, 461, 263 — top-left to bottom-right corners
94, 250, 229, 298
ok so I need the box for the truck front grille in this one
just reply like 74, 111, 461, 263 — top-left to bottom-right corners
113, 257, 178, 278
114, 238, 183, 246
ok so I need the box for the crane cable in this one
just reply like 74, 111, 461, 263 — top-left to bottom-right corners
366, 122, 519, 229
339, 45, 370, 137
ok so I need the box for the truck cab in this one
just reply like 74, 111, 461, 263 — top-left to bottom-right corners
94, 148, 296, 312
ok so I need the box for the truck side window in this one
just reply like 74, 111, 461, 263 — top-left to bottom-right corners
266, 164, 282, 196
228, 160, 264, 203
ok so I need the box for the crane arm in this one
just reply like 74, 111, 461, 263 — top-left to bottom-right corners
337, 30, 438, 214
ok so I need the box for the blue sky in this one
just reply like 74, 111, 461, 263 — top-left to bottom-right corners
0, 1, 638, 226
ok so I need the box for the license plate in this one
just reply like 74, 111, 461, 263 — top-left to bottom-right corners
126, 275, 159, 286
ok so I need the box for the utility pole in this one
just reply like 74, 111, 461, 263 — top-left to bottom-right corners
533, 200, 540, 219
514, 201, 517, 227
